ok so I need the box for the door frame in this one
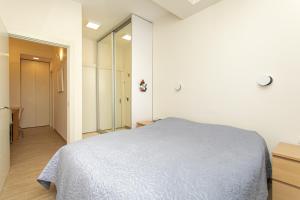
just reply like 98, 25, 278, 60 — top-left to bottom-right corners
10, 34, 73, 143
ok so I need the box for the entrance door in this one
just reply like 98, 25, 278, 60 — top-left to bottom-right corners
21, 60, 50, 128
0, 17, 10, 190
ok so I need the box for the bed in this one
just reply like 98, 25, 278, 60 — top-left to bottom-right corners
38, 118, 271, 200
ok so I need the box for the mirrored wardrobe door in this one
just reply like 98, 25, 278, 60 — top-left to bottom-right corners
114, 22, 132, 130
97, 33, 114, 133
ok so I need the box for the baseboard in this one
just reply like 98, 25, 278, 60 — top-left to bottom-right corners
83, 130, 97, 134
20, 125, 51, 130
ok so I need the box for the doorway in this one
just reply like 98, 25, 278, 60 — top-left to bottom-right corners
9, 37, 68, 141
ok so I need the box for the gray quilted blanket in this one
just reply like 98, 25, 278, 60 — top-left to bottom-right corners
38, 118, 271, 200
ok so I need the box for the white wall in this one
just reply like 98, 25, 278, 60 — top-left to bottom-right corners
0, 17, 9, 192
53, 48, 68, 140
132, 15, 153, 127
82, 37, 97, 133
153, 0, 300, 150
0, 0, 82, 143
83, 38, 97, 67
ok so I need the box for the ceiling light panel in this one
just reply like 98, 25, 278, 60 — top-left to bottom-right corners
86, 22, 101, 30
188, 0, 201, 5
122, 35, 132, 41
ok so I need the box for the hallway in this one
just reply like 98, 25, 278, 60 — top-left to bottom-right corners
0, 127, 65, 200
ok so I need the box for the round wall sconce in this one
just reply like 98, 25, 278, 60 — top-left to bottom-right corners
257, 75, 273, 87
175, 84, 182, 92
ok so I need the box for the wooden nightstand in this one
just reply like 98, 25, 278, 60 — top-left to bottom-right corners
272, 142, 300, 200
136, 120, 154, 128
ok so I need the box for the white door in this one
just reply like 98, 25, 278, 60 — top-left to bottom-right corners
21, 60, 50, 128
99, 69, 113, 130
21, 60, 36, 128
35, 62, 50, 126
0, 18, 10, 190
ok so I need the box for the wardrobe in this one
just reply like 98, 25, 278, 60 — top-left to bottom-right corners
97, 15, 153, 132
21, 60, 50, 128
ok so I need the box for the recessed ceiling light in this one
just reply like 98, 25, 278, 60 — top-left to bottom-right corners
122, 35, 132, 41
188, 0, 201, 5
86, 22, 101, 30
33, 57, 39, 60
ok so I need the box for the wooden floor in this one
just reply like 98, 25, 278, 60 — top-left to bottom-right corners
0, 126, 65, 200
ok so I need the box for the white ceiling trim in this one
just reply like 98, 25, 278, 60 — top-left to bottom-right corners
151, 0, 223, 19
73, 0, 171, 40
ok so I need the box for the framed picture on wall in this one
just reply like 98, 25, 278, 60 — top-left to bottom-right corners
57, 67, 64, 93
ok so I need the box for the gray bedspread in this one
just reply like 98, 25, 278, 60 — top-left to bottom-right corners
38, 118, 271, 200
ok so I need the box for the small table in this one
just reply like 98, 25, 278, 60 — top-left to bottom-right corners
136, 120, 154, 128
272, 142, 300, 200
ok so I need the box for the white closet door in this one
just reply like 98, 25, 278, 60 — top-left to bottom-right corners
124, 71, 131, 128
21, 60, 36, 128
115, 71, 122, 128
99, 69, 113, 130
21, 60, 50, 128
35, 62, 50, 126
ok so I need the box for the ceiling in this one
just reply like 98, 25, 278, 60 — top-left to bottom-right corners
152, 0, 223, 19
74, 0, 223, 40
73, 0, 170, 40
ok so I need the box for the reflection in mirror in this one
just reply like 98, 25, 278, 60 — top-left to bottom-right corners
97, 22, 132, 134
97, 33, 113, 133
115, 23, 132, 130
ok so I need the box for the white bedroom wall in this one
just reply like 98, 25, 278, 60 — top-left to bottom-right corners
82, 37, 97, 133
153, 0, 300, 150
0, 0, 82, 143
132, 15, 153, 127
0, 16, 9, 193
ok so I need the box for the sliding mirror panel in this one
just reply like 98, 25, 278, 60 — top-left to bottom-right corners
114, 23, 132, 130
97, 33, 114, 133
